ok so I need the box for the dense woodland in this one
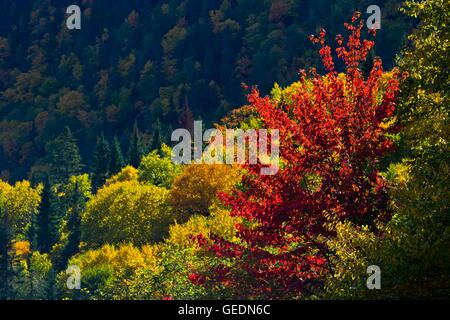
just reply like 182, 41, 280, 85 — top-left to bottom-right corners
0, 0, 411, 181
0, 0, 449, 300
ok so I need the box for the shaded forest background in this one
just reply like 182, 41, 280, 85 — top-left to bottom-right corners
0, 0, 412, 181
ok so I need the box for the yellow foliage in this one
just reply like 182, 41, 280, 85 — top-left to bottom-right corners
82, 180, 173, 246
0, 179, 41, 236
13, 240, 31, 257
167, 202, 240, 248
64, 174, 92, 198
60, 243, 162, 299
168, 215, 209, 247
324, 221, 378, 298
105, 166, 138, 186
169, 164, 241, 217
69, 243, 161, 275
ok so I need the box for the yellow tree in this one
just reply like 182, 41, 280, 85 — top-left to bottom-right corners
0, 180, 41, 237
128, 203, 241, 300
169, 164, 241, 218
105, 165, 139, 186
81, 180, 173, 246
58, 243, 160, 300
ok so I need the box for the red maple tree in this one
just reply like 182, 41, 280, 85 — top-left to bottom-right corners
197, 13, 401, 299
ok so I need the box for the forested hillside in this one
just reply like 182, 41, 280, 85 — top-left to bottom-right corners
0, 0, 448, 301
0, 0, 411, 181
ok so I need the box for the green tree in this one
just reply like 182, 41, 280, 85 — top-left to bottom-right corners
324, 0, 450, 299
92, 133, 111, 191
7, 241, 53, 300
150, 118, 164, 152
47, 127, 83, 185
0, 1, 412, 182
51, 174, 91, 271
28, 251, 53, 299
35, 178, 60, 254
384, 0, 450, 297
110, 135, 125, 175
127, 121, 146, 168
138, 145, 181, 188
60, 181, 85, 269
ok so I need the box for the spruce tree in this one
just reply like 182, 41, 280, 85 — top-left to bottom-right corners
35, 178, 60, 254
91, 133, 110, 190
47, 127, 82, 185
60, 182, 84, 269
26, 208, 38, 251
150, 118, 164, 152
127, 121, 146, 167
110, 135, 125, 175
179, 94, 194, 135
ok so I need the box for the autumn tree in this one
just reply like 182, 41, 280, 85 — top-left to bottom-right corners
0, 180, 42, 236
128, 203, 240, 300
0, 180, 41, 299
169, 164, 241, 218
81, 180, 173, 246
57, 243, 160, 300
198, 14, 401, 298
105, 166, 139, 186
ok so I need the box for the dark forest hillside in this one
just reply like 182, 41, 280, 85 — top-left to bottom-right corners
0, 0, 411, 181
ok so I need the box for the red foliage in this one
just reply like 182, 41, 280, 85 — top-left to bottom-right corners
200, 13, 401, 298
188, 273, 206, 286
